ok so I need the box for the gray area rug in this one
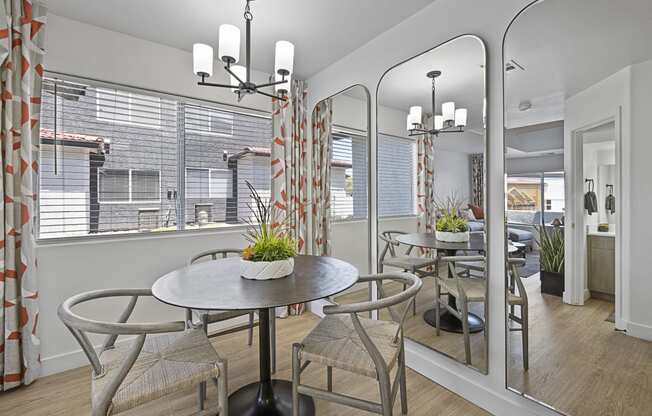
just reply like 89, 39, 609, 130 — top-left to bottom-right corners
520, 250, 540, 278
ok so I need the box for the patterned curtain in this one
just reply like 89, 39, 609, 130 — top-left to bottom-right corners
0, 0, 47, 390
270, 80, 309, 254
470, 153, 484, 207
310, 99, 332, 256
416, 134, 435, 233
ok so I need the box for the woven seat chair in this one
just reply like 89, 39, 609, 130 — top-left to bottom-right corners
434, 255, 487, 365
292, 272, 422, 416
379, 230, 437, 315
506, 258, 529, 370
187, 248, 277, 374
58, 289, 228, 416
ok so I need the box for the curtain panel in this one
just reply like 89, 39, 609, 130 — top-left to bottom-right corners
470, 153, 484, 207
270, 80, 309, 254
310, 98, 332, 256
0, 0, 46, 390
416, 135, 435, 232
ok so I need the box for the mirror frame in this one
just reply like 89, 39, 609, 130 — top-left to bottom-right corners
312, 84, 373, 275
375, 34, 489, 374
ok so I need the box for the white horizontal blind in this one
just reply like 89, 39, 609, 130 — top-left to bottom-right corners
330, 132, 367, 220
38, 75, 272, 240
378, 134, 416, 217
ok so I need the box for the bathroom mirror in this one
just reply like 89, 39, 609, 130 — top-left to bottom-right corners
374, 35, 488, 371
504, 0, 652, 414
312, 85, 372, 297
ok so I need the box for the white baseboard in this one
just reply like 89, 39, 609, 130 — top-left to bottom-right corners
627, 321, 652, 341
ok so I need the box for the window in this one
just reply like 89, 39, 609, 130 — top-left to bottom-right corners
506, 172, 565, 225
378, 134, 416, 217
38, 75, 272, 240
97, 88, 162, 128
330, 132, 367, 220
98, 169, 161, 203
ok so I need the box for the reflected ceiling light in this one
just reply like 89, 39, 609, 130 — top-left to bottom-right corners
192, 0, 293, 101
406, 70, 467, 137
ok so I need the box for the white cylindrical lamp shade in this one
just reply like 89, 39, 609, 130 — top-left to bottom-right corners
275, 41, 295, 75
218, 24, 240, 63
193, 43, 214, 77
409, 106, 422, 123
442, 102, 455, 122
455, 108, 468, 127
230, 65, 246, 91
434, 115, 444, 130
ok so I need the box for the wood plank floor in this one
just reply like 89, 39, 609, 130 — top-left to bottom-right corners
508, 273, 652, 416
0, 313, 488, 416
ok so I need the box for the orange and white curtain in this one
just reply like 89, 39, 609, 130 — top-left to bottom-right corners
0, 0, 47, 390
310, 98, 332, 256
416, 134, 435, 233
270, 80, 309, 253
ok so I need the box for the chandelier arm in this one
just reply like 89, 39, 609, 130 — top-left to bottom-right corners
197, 81, 234, 88
256, 88, 288, 102
438, 128, 465, 134
255, 79, 289, 88
224, 65, 245, 85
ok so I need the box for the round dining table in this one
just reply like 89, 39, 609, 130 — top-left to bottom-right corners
152, 255, 359, 416
394, 232, 514, 334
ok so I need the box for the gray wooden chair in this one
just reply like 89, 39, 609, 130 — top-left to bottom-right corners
434, 255, 487, 366
292, 272, 422, 416
187, 248, 277, 374
58, 288, 228, 416
379, 230, 437, 315
507, 258, 529, 371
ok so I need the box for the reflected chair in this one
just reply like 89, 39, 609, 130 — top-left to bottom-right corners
507, 258, 529, 371
58, 289, 228, 416
292, 272, 422, 416
434, 255, 487, 366
378, 230, 438, 315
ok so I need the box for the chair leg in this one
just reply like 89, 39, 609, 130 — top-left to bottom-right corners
399, 344, 408, 415
270, 308, 277, 374
461, 301, 472, 365
217, 359, 229, 415
378, 371, 393, 416
292, 343, 301, 416
327, 366, 333, 392
201, 313, 209, 335
522, 304, 529, 371
434, 281, 441, 336
247, 311, 254, 346
198, 381, 206, 411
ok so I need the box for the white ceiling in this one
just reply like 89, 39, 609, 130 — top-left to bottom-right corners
46, 0, 436, 80
377, 35, 485, 132
505, 0, 652, 128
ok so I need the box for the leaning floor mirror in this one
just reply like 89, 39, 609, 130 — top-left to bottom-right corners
504, 0, 652, 414
374, 35, 488, 372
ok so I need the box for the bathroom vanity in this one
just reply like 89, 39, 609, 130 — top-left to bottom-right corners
587, 228, 616, 301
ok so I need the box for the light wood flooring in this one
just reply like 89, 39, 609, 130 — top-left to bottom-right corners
0, 313, 488, 416
507, 273, 652, 416
335, 272, 488, 372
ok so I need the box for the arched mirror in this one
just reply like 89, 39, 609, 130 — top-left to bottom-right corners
312, 85, 372, 298
374, 35, 488, 372
504, 0, 652, 413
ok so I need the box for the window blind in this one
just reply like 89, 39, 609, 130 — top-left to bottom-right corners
38, 75, 272, 240
331, 132, 367, 220
378, 133, 416, 217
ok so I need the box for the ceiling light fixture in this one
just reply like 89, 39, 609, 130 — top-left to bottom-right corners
407, 71, 468, 137
192, 0, 293, 102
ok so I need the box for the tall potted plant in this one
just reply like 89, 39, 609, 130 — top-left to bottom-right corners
240, 181, 297, 280
537, 225, 564, 296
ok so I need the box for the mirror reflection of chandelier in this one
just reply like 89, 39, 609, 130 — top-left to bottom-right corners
406, 70, 467, 137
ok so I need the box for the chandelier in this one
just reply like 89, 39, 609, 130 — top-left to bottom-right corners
192, 0, 294, 102
406, 71, 467, 136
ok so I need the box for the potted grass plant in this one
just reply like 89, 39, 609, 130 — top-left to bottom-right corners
537, 225, 564, 296
240, 181, 297, 280
434, 192, 470, 242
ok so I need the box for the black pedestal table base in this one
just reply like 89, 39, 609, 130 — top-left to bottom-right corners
228, 380, 314, 416
423, 308, 485, 333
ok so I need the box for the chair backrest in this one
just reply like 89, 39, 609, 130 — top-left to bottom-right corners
442, 255, 486, 301
189, 248, 242, 265
378, 231, 407, 262
323, 272, 421, 374
507, 258, 528, 304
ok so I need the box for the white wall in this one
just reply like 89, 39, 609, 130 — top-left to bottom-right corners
506, 154, 564, 174
305, 1, 562, 415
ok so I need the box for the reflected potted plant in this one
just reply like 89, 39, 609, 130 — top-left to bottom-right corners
240, 181, 297, 280
537, 225, 564, 296
434, 192, 470, 242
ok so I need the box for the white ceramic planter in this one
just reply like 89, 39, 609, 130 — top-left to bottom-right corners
241, 258, 294, 280
435, 230, 470, 243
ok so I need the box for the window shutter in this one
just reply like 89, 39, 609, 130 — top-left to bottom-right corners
378, 134, 416, 217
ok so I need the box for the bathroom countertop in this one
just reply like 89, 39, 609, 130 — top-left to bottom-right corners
587, 225, 616, 237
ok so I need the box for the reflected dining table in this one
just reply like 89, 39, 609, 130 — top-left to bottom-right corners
395, 232, 515, 334
152, 255, 358, 416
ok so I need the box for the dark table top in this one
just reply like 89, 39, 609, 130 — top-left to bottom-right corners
395, 232, 486, 251
152, 255, 359, 311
